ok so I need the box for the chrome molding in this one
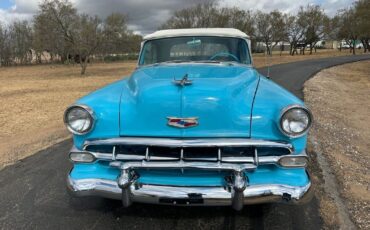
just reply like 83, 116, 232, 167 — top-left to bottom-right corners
84, 137, 293, 149
173, 74, 192, 86
110, 161, 257, 172
67, 175, 313, 207
70, 144, 306, 168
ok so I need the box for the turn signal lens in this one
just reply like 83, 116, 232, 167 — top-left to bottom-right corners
69, 152, 95, 163
279, 156, 308, 168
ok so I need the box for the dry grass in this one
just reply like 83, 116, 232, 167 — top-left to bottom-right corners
252, 49, 362, 68
304, 60, 370, 229
0, 62, 136, 168
0, 49, 364, 169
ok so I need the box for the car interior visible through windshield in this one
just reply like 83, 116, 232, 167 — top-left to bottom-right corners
139, 36, 251, 65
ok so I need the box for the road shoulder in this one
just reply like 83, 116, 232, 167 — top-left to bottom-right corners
304, 60, 370, 229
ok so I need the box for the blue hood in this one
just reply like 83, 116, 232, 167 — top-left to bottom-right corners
119, 64, 260, 137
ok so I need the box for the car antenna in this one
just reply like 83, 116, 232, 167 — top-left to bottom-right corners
265, 48, 271, 79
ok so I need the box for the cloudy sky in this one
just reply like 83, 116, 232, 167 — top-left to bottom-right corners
0, 0, 355, 35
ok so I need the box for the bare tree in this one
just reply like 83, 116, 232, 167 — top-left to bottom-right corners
161, 3, 219, 29
285, 15, 305, 55
297, 5, 328, 55
0, 24, 7, 66
0, 21, 33, 66
37, 0, 104, 74
33, 3, 70, 63
337, 8, 360, 55
217, 7, 255, 36
75, 14, 104, 74
270, 11, 287, 52
100, 13, 128, 58
355, 0, 370, 52
161, 3, 256, 49
254, 11, 274, 55
9, 21, 33, 64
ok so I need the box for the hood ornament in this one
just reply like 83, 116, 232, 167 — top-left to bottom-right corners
173, 74, 192, 86
167, 117, 198, 128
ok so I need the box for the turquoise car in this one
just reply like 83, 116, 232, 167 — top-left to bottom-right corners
65, 28, 313, 210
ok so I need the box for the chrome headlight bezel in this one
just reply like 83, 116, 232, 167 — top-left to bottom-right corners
63, 104, 95, 135
279, 104, 313, 138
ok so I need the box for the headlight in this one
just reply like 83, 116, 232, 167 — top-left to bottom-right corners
64, 105, 95, 135
279, 105, 312, 137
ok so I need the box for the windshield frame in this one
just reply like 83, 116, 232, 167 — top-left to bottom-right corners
137, 36, 253, 67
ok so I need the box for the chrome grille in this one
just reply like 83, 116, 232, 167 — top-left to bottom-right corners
84, 144, 291, 162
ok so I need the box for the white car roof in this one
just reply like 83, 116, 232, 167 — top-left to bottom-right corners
144, 28, 249, 40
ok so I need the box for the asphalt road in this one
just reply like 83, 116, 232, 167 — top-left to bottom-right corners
1, 54, 370, 230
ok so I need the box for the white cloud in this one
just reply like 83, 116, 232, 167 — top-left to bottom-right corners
12, 0, 40, 13
0, 0, 355, 33
0, 9, 33, 25
219, 0, 352, 16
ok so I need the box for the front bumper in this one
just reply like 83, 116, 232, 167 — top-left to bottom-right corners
67, 138, 313, 210
67, 170, 313, 209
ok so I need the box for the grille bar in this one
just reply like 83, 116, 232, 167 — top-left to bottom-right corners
83, 138, 293, 164
82, 138, 293, 163
84, 137, 293, 149
83, 146, 290, 163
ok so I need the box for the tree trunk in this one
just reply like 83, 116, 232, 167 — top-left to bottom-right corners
80, 55, 88, 75
266, 44, 271, 55
361, 39, 368, 53
279, 43, 284, 56
352, 44, 356, 55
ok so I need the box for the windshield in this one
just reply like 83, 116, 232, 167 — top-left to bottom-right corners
139, 36, 251, 66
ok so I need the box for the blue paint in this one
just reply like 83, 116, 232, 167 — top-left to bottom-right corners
73, 79, 126, 149
69, 61, 309, 188
250, 76, 307, 153
70, 162, 309, 187
119, 64, 259, 137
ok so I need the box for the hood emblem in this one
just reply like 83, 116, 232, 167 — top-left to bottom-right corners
173, 74, 192, 86
167, 117, 198, 128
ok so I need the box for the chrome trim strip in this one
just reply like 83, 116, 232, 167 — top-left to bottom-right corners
84, 138, 293, 149
110, 161, 256, 172
70, 145, 307, 168
67, 175, 312, 206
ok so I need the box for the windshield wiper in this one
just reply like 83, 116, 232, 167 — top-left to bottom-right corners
193, 60, 221, 64
162, 60, 189, 63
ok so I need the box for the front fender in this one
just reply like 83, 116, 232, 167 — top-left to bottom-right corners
72, 79, 127, 149
251, 77, 307, 153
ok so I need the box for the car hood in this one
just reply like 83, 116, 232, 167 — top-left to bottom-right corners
119, 64, 260, 137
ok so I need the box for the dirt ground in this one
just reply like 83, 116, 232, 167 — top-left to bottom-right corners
304, 60, 370, 229
0, 49, 363, 169
0, 62, 136, 168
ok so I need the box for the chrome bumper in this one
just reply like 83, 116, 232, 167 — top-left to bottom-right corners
68, 138, 312, 210
67, 172, 313, 210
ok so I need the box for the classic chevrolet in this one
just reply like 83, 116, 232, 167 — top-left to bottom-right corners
65, 28, 313, 210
